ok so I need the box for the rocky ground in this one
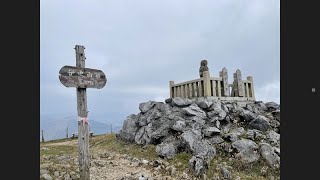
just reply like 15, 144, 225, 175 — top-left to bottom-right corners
40, 134, 196, 180
117, 97, 280, 179
40, 97, 280, 180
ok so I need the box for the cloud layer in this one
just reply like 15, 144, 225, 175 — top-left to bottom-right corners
41, 0, 280, 124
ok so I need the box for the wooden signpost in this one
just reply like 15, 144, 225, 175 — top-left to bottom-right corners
59, 45, 107, 180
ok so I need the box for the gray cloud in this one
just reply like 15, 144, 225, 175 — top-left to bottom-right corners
41, 0, 280, 124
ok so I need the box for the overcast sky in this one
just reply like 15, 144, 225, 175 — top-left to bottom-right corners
40, 0, 280, 124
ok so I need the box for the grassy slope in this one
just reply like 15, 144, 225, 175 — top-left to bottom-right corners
40, 134, 280, 179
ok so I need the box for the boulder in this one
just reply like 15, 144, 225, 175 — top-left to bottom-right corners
171, 120, 186, 132
223, 133, 239, 142
156, 142, 178, 159
272, 110, 280, 121
244, 129, 266, 141
182, 104, 206, 119
196, 97, 213, 109
232, 139, 260, 163
239, 110, 256, 122
266, 130, 280, 147
259, 143, 280, 169
180, 130, 215, 159
189, 156, 206, 176
265, 102, 280, 111
139, 101, 156, 113
207, 136, 224, 145
171, 97, 193, 107
202, 127, 221, 137
248, 115, 271, 131
116, 114, 139, 142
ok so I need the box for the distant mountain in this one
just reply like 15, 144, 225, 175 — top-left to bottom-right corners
40, 113, 122, 141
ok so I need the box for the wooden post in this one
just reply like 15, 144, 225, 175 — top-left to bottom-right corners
75, 45, 90, 180
41, 130, 44, 142
203, 71, 211, 97
66, 127, 68, 138
247, 76, 255, 100
111, 124, 113, 134
169, 81, 174, 98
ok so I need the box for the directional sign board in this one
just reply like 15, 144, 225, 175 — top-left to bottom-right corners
59, 65, 107, 89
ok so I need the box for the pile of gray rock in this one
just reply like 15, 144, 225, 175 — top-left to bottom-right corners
116, 97, 280, 177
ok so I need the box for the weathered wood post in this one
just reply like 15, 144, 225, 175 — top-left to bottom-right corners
41, 130, 44, 142
111, 124, 113, 134
73, 45, 91, 179
59, 45, 107, 180
74, 45, 90, 180
203, 71, 211, 97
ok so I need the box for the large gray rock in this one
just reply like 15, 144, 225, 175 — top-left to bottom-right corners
207, 100, 227, 121
139, 101, 156, 113
196, 97, 213, 109
116, 114, 139, 142
239, 110, 256, 122
266, 130, 280, 147
232, 139, 258, 152
229, 127, 246, 136
202, 127, 221, 137
207, 136, 224, 145
180, 130, 202, 153
272, 110, 280, 122
244, 129, 266, 141
232, 139, 260, 163
171, 97, 193, 107
248, 115, 271, 131
171, 120, 186, 132
254, 101, 268, 111
155, 103, 173, 116
156, 137, 179, 159
223, 133, 239, 142
245, 103, 259, 114
156, 142, 177, 159
146, 117, 173, 143
207, 109, 227, 122
182, 104, 206, 119
180, 130, 215, 159
189, 156, 206, 176
259, 143, 280, 169
265, 102, 280, 111
138, 108, 162, 126
135, 126, 150, 145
